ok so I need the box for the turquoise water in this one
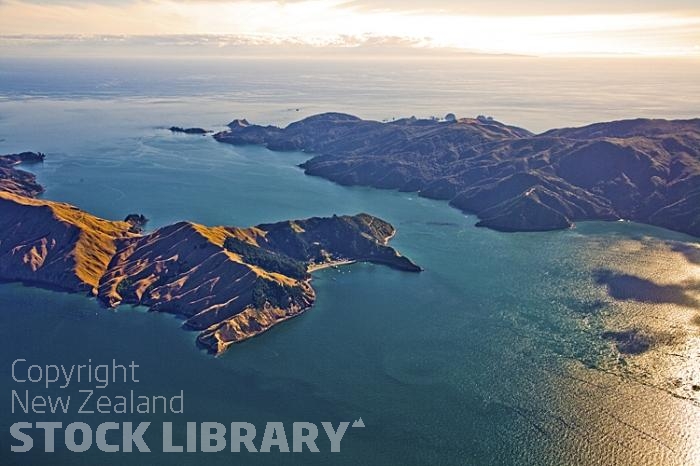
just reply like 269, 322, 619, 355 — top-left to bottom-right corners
1, 59, 699, 465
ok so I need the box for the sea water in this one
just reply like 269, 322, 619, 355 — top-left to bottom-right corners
0, 57, 699, 465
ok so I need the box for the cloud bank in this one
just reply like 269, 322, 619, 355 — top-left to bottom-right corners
0, 0, 698, 57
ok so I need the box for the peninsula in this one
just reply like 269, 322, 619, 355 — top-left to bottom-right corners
0, 153, 420, 354
0, 151, 45, 197
214, 114, 700, 237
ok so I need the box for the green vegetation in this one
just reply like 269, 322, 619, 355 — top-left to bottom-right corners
252, 279, 306, 308
223, 237, 309, 280
116, 278, 132, 296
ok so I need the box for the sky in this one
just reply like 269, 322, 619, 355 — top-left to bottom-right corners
1, 0, 699, 57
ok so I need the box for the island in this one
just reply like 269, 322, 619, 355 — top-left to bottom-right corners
169, 126, 210, 135
123, 213, 149, 233
0, 153, 420, 354
214, 113, 700, 237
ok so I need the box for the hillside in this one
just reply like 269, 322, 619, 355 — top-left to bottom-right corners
0, 190, 419, 354
0, 152, 45, 197
215, 114, 700, 236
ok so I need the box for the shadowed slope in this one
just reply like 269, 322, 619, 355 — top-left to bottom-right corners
214, 114, 700, 236
0, 191, 419, 354
0, 191, 135, 293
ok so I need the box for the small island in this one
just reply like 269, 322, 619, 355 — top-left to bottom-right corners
0, 154, 420, 354
213, 113, 700, 237
169, 126, 210, 135
124, 213, 149, 233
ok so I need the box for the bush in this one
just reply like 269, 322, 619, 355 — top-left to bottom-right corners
116, 278, 132, 296
252, 279, 306, 308
223, 237, 308, 280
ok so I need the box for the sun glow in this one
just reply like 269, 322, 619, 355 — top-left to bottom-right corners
0, 0, 699, 56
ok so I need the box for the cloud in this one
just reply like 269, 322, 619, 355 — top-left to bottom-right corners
0, 33, 497, 59
0, 0, 699, 56
341, 0, 700, 16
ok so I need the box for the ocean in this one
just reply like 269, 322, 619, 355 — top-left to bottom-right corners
0, 57, 699, 465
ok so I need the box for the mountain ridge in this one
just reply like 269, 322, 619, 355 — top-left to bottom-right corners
214, 113, 700, 237
0, 172, 419, 354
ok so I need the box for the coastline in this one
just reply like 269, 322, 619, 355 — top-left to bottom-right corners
0, 185, 420, 354
307, 259, 356, 272
214, 114, 700, 238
